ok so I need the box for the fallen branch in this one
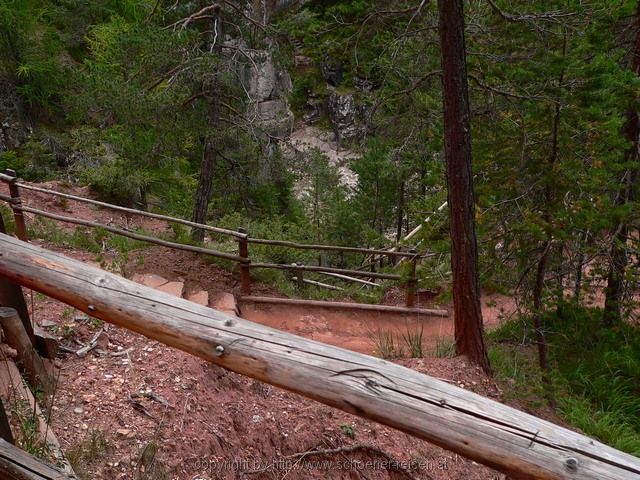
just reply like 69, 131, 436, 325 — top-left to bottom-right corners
75, 328, 104, 358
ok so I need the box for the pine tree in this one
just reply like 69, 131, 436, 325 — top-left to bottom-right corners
438, 0, 490, 373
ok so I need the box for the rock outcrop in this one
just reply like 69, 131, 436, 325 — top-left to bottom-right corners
326, 90, 364, 143
238, 48, 294, 139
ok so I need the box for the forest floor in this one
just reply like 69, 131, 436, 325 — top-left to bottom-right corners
0, 180, 543, 480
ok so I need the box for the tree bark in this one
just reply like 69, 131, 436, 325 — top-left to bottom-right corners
192, 138, 217, 242
437, 0, 490, 373
191, 6, 222, 242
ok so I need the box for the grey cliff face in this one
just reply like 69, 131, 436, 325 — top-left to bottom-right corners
241, 50, 294, 139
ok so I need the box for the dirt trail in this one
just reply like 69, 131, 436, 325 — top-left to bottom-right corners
241, 295, 513, 356
0, 180, 515, 479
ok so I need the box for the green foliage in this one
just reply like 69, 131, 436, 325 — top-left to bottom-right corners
340, 423, 355, 439
489, 306, 640, 455
79, 156, 150, 206
0, 151, 26, 176
67, 429, 111, 480
369, 328, 401, 359
402, 325, 424, 358
0, 204, 16, 234
431, 336, 455, 359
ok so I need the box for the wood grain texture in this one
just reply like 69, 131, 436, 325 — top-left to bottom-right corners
0, 234, 638, 480
0, 308, 53, 392
0, 358, 75, 475
0, 439, 76, 479
240, 296, 448, 316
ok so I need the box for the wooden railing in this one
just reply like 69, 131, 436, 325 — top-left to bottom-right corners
0, 234, 638, 480
0, 170, 441, 313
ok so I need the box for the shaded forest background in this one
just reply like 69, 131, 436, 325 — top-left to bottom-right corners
0, 0, 639, 457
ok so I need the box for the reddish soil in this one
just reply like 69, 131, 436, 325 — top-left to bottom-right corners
0, 181, 520, 479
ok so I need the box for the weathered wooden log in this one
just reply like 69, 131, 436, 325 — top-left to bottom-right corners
0, 278, 34, 345
0, 234, 638, 480
0, 174, 245, 239
0, 439, 76, 479
33, 325, 59, 360
405, 252, 418, 308
13, 204, 248, 264
250, 262, 401, 280
241, 296, 448, 316
0, 399, 13, 445
0, 308, 53, 392
248, 237, 416, 257
291, 276, 344, 291
316, 271, 380, 287
0, 358, 74, 475
237, 228, 251, 295
0, 209, 35, 346
5, 170, 27, 241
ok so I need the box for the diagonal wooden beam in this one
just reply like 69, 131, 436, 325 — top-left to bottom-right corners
0, 233, 638, 480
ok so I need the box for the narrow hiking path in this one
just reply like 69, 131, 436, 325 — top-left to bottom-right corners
16, 243, 508, 480
1, 179, 519, 479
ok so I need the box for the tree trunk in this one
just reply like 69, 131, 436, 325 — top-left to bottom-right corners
603, 3, 640, 325
603, 222, 629, 325
192, 139, 216, 242
191, 6, 222, 242
529, 30, 567, 404
532, 241, 554, 402
573, 231, 587, 302
437, 0, 490, 373
396, 180, 405, 242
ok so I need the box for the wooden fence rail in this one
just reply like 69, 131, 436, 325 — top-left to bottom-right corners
0, 439, 76, 480
0, 234, 638, 480
0, 174, 425, 307
0, 172, 245, 239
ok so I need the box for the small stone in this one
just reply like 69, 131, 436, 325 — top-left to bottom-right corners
157, 281, 184, 298
252, 415, 263, 424
212, 292, 239, 316
132, 273, 168, 288
187, 290, 209, 306
74, 407, 84, 414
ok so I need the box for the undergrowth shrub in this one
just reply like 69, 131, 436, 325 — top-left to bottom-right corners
489, 305, 640, 455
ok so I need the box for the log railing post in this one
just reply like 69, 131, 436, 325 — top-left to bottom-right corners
295, 263, 304, 291
237, 228, 251, 295
0, 307, 52, 393
5, 170, 26, 241
0, 212, 35, 345
0, 234, 638, 480
0, 399, 13, 445
405, 250, 418, 308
